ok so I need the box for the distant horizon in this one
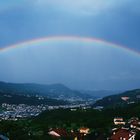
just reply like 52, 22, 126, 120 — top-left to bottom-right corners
0, 80, 138, 92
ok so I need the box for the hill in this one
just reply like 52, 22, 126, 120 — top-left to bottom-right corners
0, 91, 67, 105
0, 81, 94, 101
93, 89, 140, 108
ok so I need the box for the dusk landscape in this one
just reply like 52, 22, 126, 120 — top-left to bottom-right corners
0, 1, 140, 140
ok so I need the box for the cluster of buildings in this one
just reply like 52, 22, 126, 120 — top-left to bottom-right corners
48, 127, 90, 140
48, 117, 140, 140
109, 117, 140, 140
0, 103, 91, 120
47, 103, 91, 110
0, 103, 47, 120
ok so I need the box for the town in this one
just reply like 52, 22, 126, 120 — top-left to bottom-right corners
0, 103, 91, 121
48, 116, 140, 140
0, 102, 139, 140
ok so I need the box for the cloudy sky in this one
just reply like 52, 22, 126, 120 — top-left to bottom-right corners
0, 0, 140, 90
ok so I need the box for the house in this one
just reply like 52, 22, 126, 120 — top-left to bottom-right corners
48, 128, 69, 137
48, 128, 85, 140
121, 97, 130, 101
79, 127, 90, 135
128, 117, 140, 129
110, 128, 135, 140
129, 117, 139, 122
130, 120, 139, 129
48, 130, 61, 137
114, 117, 125, 125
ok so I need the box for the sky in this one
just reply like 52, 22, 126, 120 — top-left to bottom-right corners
0, 0, 140, 90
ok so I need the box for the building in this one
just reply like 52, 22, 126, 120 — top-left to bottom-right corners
79, 127, 90, 135
121, 97, 130, 101
48, 130, 61, 137
114, 117, 125, 125
48, 128, 69, 137
48, 128, 85, 140
128, 117, 140, 129
110, 128, 135, 140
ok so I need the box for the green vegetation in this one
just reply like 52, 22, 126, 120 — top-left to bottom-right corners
0, 103, 140, 140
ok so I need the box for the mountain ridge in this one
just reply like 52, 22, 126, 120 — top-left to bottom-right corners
0, 81, 94, 101
94, 89, 140, 108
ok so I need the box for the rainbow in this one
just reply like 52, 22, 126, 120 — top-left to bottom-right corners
0, 36, 139, 56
